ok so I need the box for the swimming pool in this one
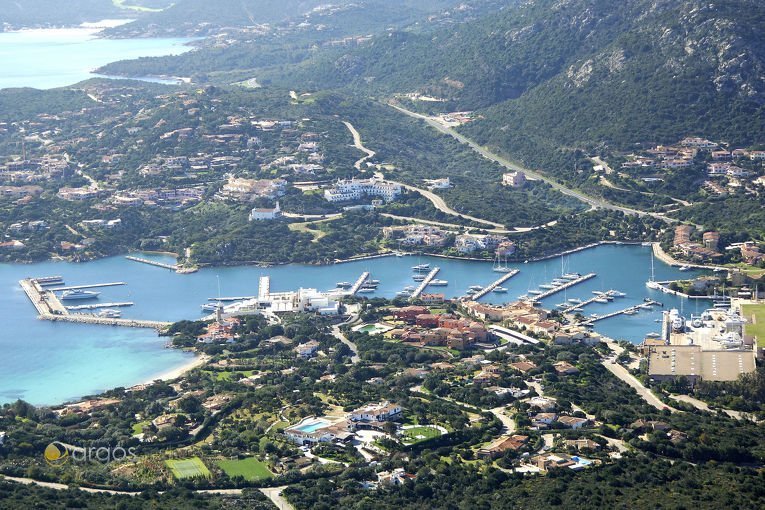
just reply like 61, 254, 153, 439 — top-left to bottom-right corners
292, 418, 329, 433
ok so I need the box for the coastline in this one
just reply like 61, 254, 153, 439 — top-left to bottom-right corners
144, 354, 210, 384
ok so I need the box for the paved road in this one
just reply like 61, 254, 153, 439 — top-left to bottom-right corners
343, 121, 376, 170
260, 486, 295, 510
389, 102, 670, 220
603, 361, 677, 412
669, 393, 747, 421
489, 406, 517, 434
332, 325, 360, 364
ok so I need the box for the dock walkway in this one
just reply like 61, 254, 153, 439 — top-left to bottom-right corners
349, 272, 371, 296
66, 302, 134, 311
469, 270, 520, 301
581, 300, 660, 325
50, 282, 126, 292
529, 273, 597, 301
410, 267, 441, 301
125, 256, 178, 271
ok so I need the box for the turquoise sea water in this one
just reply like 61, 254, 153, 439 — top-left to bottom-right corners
0, 27, 192, 89
0, 244, 708, 405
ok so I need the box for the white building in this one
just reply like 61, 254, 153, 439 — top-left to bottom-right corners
249, 202, 282, 221
350, 402, 402, 422
324, 178, 402, 203
502, 171, 526, 188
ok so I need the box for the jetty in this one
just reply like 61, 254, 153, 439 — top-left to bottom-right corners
469, 270, 520, 301
258, 276, 271, 300
209, 296, 255, 302
528, 273, 597, 301
40, 314, 170, 330
35, 276, 64, 286
349, 272, 371, 296
66, 302, 134, 311
50, 282, 126, 292
125, 255, 178, 271
580, 300, 660, 325
19, 278, 168, 331
410, 267, 441, 301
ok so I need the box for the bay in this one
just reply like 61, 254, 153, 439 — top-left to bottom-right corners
0, 26, 192, 89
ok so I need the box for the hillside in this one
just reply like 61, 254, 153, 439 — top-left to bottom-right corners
267, 0, 765, 149
464, 0, 765, 150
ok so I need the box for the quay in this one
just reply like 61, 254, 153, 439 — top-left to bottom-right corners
125, 255, 178, 271
19, 278, 169, 331
560, 289, 624, 314
580, 300, 661, 325
528, 273, 597, 301
259, 276, 271, 300
410, 267, 441, 301
66, 302, 134, 311
209, 296, 256, 302
349, 272, 371, 296
469, 270, 520, 301
50, 282, 126, 292
40, 314, 170, 330
35, 276, 64, 286
561, 295, 603, 314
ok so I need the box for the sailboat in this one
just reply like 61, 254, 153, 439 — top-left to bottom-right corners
202, 275, 225, 312
492, 250, 512, 273
646, 249, 662, 290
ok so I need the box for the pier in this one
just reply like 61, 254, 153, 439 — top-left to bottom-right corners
40, 313, 170, 330
66, 302, 134, 311
209, 296, 256, 302
258, 276, 271, 300
19, 278, 169, 331
580, 300, 660, 325
349, 272, 371, 296
36, 276, 64, 286
527, 273, 597, 301
50, 282, 126, 292
469, 270, 520, 301
125, 255, 178, 271
410, 267, 440, 301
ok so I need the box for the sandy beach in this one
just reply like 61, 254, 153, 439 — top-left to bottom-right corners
145, 354, 210, 384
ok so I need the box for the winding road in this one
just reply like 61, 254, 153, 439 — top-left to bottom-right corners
388, 102, 673, 221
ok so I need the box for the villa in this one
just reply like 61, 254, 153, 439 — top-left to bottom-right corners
324, 177, 402, 203
249, 201, 282, 221
284, 416, 354, 445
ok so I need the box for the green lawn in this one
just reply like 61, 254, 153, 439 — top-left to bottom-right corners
742, 304, 765, 347
203, 370, 255, 381
401, 425, 443, 445
165, 457, 211, 480
217, 457, 273, 481
132, 420, 150, 435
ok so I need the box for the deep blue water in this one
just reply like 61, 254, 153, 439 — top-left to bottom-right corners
0, 244, 707, 405
0, 27, 192, 89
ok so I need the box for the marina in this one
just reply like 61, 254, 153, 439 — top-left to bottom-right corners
19, 278, 169, 330
2, 244, 711, 405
